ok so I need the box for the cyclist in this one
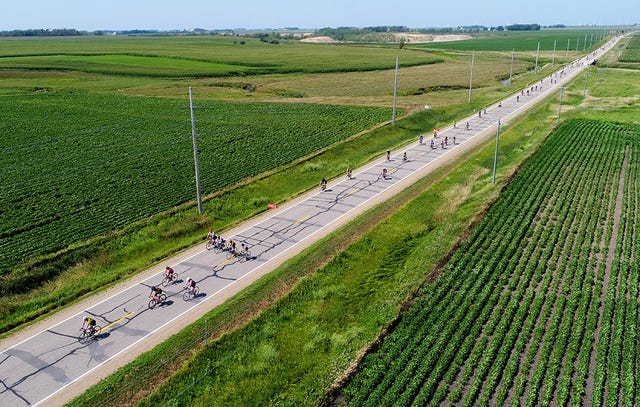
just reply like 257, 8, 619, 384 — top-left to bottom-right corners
149, 286, 163, 303
81, 316, 97, 335
320, 177, 327, 191
207, 229, 216, 242
185, 277, 197, 295
164, 266, 175, 280
386, 149, 391, 161
346, 166, 352, 179
402, 152, 407, 162
419, 134, 424, 144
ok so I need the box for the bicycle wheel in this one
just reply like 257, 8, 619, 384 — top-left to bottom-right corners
92, 326, 102, 337
160, 293, 167, 303
205, 241, 213, 251
193, 286, 199, 297
78, 330, 89, 343
214, 245, 222, 254
161, 277, 170, 287
148, 299, 157, 309
183, 290, 191, 301
226, 250, 234, 260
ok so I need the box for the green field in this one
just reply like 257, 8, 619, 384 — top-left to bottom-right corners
619, 33, 640, 62
420, 28, 610, 52
0, 36, 443, 76
0, 93, 388, 279
341, 119, 640, 406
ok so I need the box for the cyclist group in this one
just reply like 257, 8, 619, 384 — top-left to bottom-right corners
207, 229, 251, 260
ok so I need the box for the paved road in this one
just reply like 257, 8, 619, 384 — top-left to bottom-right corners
0, 36, 621, 407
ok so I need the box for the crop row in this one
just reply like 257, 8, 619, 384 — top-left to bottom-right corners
342, 119, 640, 406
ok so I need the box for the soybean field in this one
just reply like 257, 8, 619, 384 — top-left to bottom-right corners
0, 92, 389, 276
341, 119, 640, 406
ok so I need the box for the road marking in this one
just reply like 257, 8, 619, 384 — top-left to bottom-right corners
97, 311, 135, 333
295, 214, 311, 224
214, 256, 235, 269
346, 188, 359, 196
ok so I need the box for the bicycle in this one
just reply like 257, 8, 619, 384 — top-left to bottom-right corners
148, 293, 167, 309
226, 245, 251, 261
183, 286, 200, 301
161, 273, 178, 287
78, 325, 102, 343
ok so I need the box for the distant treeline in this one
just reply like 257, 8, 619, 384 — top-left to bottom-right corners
0, 28, 87, 37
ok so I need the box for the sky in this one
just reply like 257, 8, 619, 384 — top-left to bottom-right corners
2, 0, 638, 31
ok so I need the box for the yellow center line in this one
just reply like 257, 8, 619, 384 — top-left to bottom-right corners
295, 214, 311, 225
214, 256, 235, 269
97, 311, 135, 333
346, 188, 359, 196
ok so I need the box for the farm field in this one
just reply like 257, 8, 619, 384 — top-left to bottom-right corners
619, 33, 640, 62
422, 28, 610, 52
0, 35, 443, 77
0, 93, 389, 279
340, 119, 640, 406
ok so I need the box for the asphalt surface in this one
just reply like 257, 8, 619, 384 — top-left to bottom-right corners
0, 37, 620, 407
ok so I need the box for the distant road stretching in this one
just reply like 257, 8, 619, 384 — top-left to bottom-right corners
0, 35, 622, 407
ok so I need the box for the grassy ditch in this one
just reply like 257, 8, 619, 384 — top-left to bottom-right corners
68, 84, 561, 406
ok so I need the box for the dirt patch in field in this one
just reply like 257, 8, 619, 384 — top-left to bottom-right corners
393, 33, 473, 43
300, 36, 339, 43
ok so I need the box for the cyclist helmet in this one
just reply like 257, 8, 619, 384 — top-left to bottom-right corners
165, 266, 170, 270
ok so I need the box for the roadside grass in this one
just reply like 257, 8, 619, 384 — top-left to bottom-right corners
68, 77, 562, 407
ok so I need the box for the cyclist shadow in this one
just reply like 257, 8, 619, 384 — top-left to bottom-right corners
159, 300, 175, 307
94, 331, 111, 340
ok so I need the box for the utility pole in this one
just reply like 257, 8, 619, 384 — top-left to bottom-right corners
534, 42, 540, 73
468, 51, 475, 103
565, 38, 570, 63
583, 34, 587, 52
552, 39, 556, 65
509, 48, 514, 84
492, 120, 501, 185
576, 38, 580, 56
557, 86, 565, 122
189, 87, 203, 215
392, 56, 398, 125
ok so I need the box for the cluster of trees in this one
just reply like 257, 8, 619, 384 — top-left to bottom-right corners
505, 24, 541, 31
0, 28, 85, 37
